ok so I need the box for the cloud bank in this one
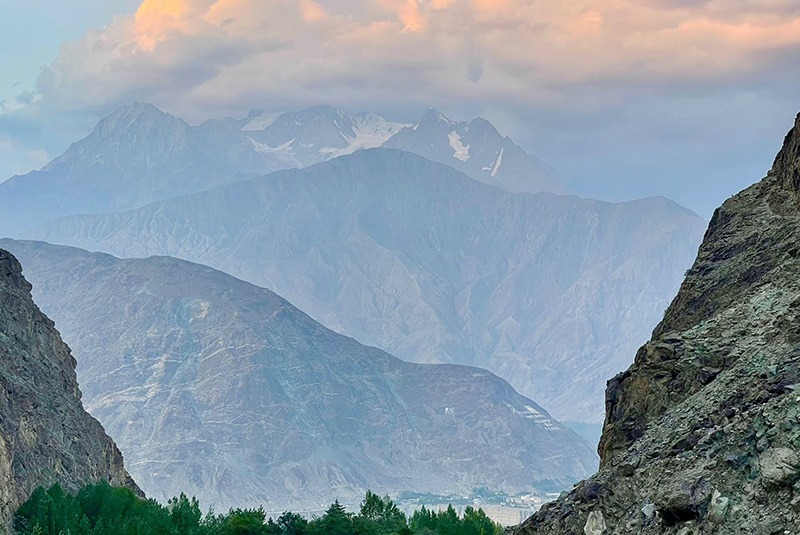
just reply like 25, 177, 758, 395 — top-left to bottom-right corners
22, 0, 800, 119
3, 0, 800, 215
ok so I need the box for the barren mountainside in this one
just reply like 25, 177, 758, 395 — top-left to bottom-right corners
0, 249, 138, 529
513, 114, 800, 534
27, 149, 706, 424
0, 240, 597, 512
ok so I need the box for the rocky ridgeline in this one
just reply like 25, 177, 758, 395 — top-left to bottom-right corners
0, 249, 139, 528
513, 114, 800, 534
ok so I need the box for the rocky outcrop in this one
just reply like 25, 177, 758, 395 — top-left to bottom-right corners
513, 114, 800, 534
0, 249, 139, 528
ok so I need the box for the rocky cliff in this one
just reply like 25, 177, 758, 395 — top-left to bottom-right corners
512, 114, 800, 534
0, 249, 138, 528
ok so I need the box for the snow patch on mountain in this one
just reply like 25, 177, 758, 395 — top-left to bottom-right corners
242, 111, 281, 131
245, 108, 406, 164
491, 148, 504, 177
247, 137, 300, 167
448, 131, 471, 162
383, 109, 566, 195
506, 403, 561, 431
319, 114, 408, 159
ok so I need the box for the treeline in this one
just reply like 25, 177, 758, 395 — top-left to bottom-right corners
15, 483, 503, 535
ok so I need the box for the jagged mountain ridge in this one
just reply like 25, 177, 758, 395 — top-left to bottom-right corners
0, 248, 139, 529
26, 149, 706, 423
513, 114, 800, 533
0, 239, 597, 512
244, 105, 408, 167
0, 103, 558, 237
383, 109, 564, 195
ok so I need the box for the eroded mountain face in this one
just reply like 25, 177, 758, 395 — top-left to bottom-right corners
513, 114, 800, 534
0, 240, 597, 513
24, 149, 705, 425
0, 249, 138, 529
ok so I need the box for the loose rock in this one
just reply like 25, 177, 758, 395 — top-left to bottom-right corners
760, 447, 799, 489
583, 510, 607, 535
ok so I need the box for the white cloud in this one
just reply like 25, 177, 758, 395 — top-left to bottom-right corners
20, 0, 800, 122
0, 136, 51, 181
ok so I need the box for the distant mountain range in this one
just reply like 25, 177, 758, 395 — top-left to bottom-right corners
1, 239, 597, 512
0, 103, 563, 236
25, 148, 706, 423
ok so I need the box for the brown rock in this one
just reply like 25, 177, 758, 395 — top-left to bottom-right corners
512, 115, 800, 534
0, 249, 139, 529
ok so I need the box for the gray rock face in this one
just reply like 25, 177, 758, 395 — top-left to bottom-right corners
26, 149, 705, 423
759, 448, 799, 490
512, 114, 800, 533
0, 248, 139, 529
383, 109, 565, 194
1, 240, 597, 512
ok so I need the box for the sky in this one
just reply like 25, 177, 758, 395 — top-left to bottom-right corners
2, 0, 800, 217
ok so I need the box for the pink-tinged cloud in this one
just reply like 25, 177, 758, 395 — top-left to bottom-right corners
23, 0, 800, 121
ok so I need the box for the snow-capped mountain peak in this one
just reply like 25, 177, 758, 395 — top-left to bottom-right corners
415, 108, 457, 130
383, 110, 566, 195
244, 106, 407, 166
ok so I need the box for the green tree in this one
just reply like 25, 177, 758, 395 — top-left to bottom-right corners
435, 505, 460, 535
276, 511, 308, 535
462, 507, 501, 535
169, 493, 203, 534
310, 500, 352, 535
14, 483, 83, 535
408, 506, 437, 534
203, 507, 279, 535
355, 492, 406, 535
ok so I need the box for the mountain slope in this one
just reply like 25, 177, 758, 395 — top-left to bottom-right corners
26, 149, 706, 423
0, 248, 138, 529
0, 103, 283, 236
512, 114, 800, 534
1, 239, 597, 512
383, 109, 564, 194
